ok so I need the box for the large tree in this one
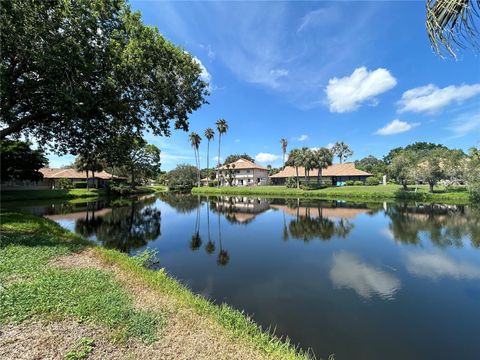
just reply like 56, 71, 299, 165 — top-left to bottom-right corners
286, 148, 303, 189
388, 150, 416, 190
204, 128, 214, 186
280, 138, 288, 166
0, 0, 208, 154
313, 148, 333, 185
0, 139, 47, 181
355, 156, 387, 177
189, 132, 202, 187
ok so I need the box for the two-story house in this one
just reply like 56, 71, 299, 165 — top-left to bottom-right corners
216, 158, 269, 186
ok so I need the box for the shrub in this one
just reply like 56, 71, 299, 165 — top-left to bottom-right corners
74, 181, 87, 189
285, 177, 297, 188
366, 177, 379, 186
345, 180, 355, 186
354, 181, 364, 186
208, 180, 219, 187
108, 182, 132, 195
57, 178, 74, 189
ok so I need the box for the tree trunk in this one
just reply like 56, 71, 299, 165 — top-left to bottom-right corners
217, 135, 221, 188
92, 170, 95, 189
86, 170, 90, 189
402, 180, 407, 190
131, 166, 135, 188
429, 181, 434, 193
206, 140, 210, 186
295, 167, 299, 189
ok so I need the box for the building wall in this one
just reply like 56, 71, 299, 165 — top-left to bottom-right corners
270, 175, 369, 186
218, 169, 269, 186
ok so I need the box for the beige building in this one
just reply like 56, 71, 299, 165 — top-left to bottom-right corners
216, 158, 269, 186
269, 163, 372, 186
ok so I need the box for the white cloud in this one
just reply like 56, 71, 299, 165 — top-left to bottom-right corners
192, 56, 212, 84
448, 111, 480, 138
255, 152, 281, 163
398, 84, 480, 114
330, 252, 401, 300
326, 67, 397, 113
297, 8, 340, 33
375, 119, 419, 136
295, 134, 309, 142
406, 252, 480, 280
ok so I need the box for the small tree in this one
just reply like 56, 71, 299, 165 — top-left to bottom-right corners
331, 141, 353, 163
166, 164, 197, 191
313, 148, 333, 186
286, 149, 303, 189
280, 138, 288, 166
416, 149, 446, 192
204, 128, 215, 186
465, 147, 480, 201
388, 150, 415, 190
189, 132, 202, 187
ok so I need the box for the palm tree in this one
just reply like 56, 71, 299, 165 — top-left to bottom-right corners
280, 138, 288, 166
286, 148, 302, 189
331, 141, 353, 163
216, 119, 228, 187
426, 0, 480, 58
189, 132, 202, 187
314, 148, 333, 186
204, 128, 215, 186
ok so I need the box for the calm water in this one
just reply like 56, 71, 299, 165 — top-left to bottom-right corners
15, 194, 480, 359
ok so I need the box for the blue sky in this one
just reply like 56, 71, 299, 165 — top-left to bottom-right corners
49, 1, 480, 170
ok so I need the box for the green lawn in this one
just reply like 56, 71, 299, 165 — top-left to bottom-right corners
0, 209, 310, 360
1, 185, 167, 202
192, 184, 471, 203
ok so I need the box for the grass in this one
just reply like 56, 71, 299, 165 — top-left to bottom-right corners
0, 209, 161, 343
192, 184, 471, 203
0, 185, 167, 202
0, 209, 311, 359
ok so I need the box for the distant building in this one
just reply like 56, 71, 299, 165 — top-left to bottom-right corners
269, 163, 372, 186
1, 168, 124, 190
216, 158, 269, 186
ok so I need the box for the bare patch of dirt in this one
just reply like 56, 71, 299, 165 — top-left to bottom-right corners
49, 248, 101, 270
0, 320, 131, 360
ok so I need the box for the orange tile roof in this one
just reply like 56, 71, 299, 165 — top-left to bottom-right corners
269, 163, 372, 178
218, 158, 268, 171
39, 168, 123, 180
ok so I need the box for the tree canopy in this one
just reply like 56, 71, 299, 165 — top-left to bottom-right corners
1, 139, 48, 181
0, 0, 208, 154
223, 153, 254, 165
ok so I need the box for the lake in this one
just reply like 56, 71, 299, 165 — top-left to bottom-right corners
15, 193, 480, 359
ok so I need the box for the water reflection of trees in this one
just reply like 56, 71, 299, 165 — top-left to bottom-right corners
157, 192, 201, 213
288, 211, 354, 242
386, 204, 480, 248
75, 198, 161, 252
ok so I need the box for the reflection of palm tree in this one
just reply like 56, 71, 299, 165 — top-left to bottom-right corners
217, 211, 230, 266
282, 210, 289, 241
335, 219, 354, 238
190, 197, 202, 251
205, 198, 215, 254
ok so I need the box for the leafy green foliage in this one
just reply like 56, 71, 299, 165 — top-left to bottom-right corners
0, 140, 48, 181
331, 141, 353, 163
365, 176, 379, 186
165, 164, 197, 190
65, 338, 95, 360
223, 153, 255, 165
0, 0, 208, 154
355, 156, 387, 177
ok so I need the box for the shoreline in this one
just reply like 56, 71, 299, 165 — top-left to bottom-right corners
0, 209, 310, 360
191, 184, 471, 204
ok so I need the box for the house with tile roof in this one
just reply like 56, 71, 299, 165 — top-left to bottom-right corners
269, 163, 372, 186
216, 158, 269, 186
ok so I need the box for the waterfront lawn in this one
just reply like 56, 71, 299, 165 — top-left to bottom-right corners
0, 185, 167, 202
192, 184, 470, 203
0, 209, 310, 359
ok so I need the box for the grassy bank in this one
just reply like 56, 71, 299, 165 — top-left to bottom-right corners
0, 209, 309, 359
192, 184, 471, 203
1, 185, 167, 202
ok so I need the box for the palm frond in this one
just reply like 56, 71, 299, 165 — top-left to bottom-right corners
427, 0, 480, 58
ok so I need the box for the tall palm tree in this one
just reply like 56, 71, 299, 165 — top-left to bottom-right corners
215, 118, 228, 187
426, 0, 480, 58
280, 138, 288, 166
314, 148, 333, 186
286, 148, 303, 189
331, 141, 353, 163
189, 132, 202, 187
204, 128, 215, 186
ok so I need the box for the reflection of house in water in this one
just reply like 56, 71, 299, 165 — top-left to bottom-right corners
213, 197, 270, 224
270, 204, 370, 220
